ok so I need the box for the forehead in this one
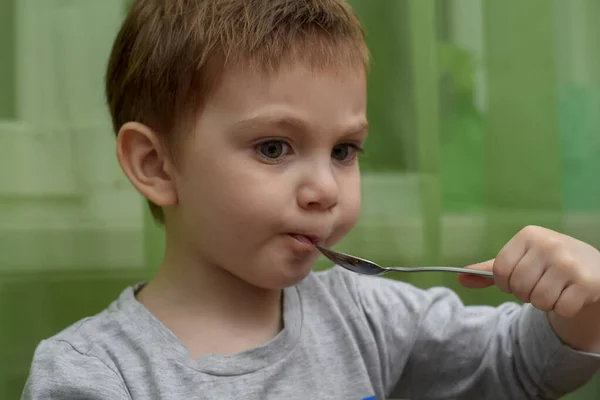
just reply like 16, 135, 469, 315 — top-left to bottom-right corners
201, 63, 368, 132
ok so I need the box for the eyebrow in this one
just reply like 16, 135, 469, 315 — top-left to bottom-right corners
230, 114, 369, 137
231, 115, 307, 134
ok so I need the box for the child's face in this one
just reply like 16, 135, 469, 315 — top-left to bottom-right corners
170, 64, 367, 289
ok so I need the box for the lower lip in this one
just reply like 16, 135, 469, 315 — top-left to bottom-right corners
287, 234, 317, 253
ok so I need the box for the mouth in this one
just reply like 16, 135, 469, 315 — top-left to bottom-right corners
287, 233, 322, 246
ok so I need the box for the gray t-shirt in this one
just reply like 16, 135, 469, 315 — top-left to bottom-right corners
22, 267, 600, 399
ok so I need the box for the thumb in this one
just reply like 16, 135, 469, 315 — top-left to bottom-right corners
457, 259, 495, 289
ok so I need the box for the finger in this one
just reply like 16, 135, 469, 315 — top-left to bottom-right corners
458, 274, 495, 289
494, 232, 530, 294
458, 259, 495, 289
529, 268, 567, 312
465, 259, 495, 272
508, 248, 547, 303
553, 285, 586, 318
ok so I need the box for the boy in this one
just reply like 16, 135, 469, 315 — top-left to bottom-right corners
23, 0, 600, 399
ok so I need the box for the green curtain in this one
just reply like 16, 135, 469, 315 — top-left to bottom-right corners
1, 0, 598, 398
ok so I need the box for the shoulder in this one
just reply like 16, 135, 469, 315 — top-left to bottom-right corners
23, 286, 141, 399
23, 338, 131, 399
44, 285, 139, 360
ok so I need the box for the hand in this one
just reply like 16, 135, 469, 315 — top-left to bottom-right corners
459, 225, 600, 318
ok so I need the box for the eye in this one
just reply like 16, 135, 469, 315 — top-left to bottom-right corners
255, 139, 291, 161
332, 143, 362, 162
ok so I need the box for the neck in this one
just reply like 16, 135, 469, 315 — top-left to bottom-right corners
138, 236, 283, 334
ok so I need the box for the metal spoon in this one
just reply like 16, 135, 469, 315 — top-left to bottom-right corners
316, 245, 494, 278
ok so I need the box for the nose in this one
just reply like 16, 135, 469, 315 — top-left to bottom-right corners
297, 164, 339, 211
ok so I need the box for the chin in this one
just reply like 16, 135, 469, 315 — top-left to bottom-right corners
279, 268, 314, 288
264, 269, 314, 290
255, 259, 317, 290
234, 244, 320, 290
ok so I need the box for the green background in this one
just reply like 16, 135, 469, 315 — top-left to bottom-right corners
1, 0, 599, 398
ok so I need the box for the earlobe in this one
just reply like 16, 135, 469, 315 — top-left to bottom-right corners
116, 122, 178, 207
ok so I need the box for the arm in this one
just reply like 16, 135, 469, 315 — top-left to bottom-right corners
351, 273, 600, 400
23, 340, 132, 400
461, 226, 600, 354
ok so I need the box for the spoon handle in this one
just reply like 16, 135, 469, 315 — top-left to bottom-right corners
387, 266, 494, 278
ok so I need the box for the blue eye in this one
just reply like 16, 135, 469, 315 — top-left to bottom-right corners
256, 140, 290, 160
332, 143, 362, 162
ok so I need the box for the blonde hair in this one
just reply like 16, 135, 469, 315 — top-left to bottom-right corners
105, 0, 369, 222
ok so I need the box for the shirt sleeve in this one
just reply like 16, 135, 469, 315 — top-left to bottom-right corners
348, 273, 600, 400
22, 339, 132, 400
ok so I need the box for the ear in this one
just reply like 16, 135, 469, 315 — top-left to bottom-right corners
116, 122, 178, 208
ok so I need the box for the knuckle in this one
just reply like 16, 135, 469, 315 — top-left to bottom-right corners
555, 254, 578, 273
576, 272, 595, 290
563, 266, 591, 288
583, 274, 596, 290
541, 237, 562, 253
520, 225, 541, 240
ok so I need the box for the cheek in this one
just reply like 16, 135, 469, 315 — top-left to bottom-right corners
177, 183, 273, 265
176, 161, 285, 236
345, 170, 362, 217
343, 191, 362, 231
329, 177, 362, 244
